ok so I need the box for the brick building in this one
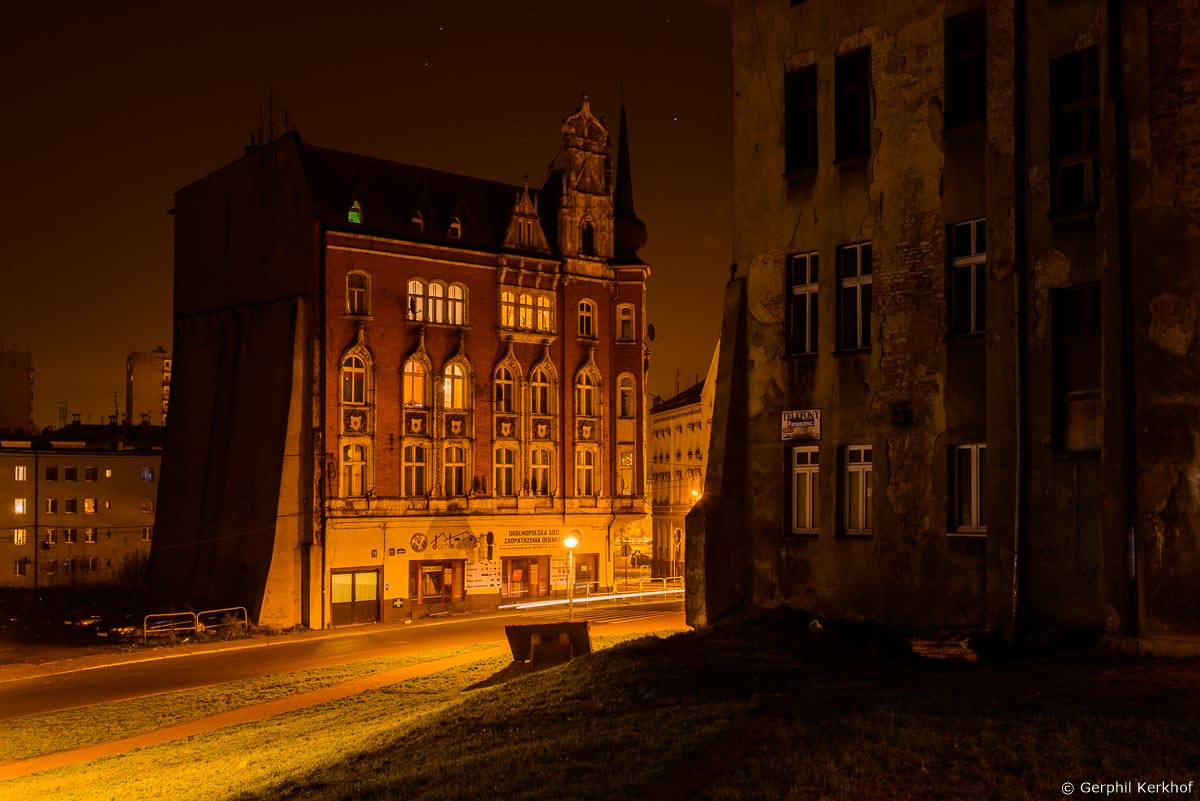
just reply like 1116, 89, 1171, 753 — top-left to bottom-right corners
692, 0, 1200, 648
151, 96, 652, 628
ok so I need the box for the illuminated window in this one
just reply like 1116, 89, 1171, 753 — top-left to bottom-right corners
843, 445, 873, 535
443, 364, 467, 410
141, 466, 155, 481
575, 372, 596, 417
575, 449, 595, 496
84, 498, 96, 514
531, 448, 552, 496
403, 360, 427, 407
953, 444, 987, 533
531, 368, 552, 415
347, 272, 370, 316
447, 285, 466, 325
44, 529, 57, 546
791, 447, 819, 534
13, 465, 26, 481
13, 529, 25, 546
578, 300, 596, 337
617, 304, 635, 341
494, 366, 515, 413
14, 498, 26, 515
407, 279, 426, 321
84, 528, 96, 543
444, 446, 466, 497
403, 444, 427, 496
618, 450, 634, 496
618, 374, 635, 418
428, 282, 445, 324
342, 355, 366, 404
105, 468, 113, 478
494, 447, 516, 496
500, 291, 517, 328
140, 498, 156, 514
536, 296, 553, 332
518, 293, 534, 330
348, 200, 364, 224
342, 444, 367, 497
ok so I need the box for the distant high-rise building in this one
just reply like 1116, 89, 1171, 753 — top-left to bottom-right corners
0, 348, 34, 433
126, 347, 171, 426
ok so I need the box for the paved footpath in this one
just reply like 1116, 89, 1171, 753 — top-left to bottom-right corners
0, 641, 506, 781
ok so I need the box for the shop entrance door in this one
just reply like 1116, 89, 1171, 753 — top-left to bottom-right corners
331, 570, 379, 626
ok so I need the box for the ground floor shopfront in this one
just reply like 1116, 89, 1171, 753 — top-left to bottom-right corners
322, 510, 649, 626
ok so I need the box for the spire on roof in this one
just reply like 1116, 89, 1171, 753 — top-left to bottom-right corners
612, 104, 648, 265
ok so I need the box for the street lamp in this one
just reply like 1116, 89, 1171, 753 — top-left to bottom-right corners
563, 533, 579, 621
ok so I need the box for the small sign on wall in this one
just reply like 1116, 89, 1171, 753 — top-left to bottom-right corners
782, 409, 821, 441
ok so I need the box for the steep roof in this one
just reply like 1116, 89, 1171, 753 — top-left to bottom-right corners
651, 380, 705, 414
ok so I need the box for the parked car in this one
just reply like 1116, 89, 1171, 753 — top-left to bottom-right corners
629, 551, 653, 568
60, 598, 138, 640
94, 602, 197, 643
11, 596, 92, 642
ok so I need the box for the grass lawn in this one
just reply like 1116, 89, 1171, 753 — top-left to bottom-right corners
3, 610, 1198, 801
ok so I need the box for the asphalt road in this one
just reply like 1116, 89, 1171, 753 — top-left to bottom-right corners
0, 599, 685, 720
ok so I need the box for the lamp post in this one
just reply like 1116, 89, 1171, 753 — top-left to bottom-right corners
563, 533, 579, 621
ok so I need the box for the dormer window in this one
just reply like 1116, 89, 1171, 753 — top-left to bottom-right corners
581, 220, 595, 256
449, 217, 463, 239
412, 211, 424, 233
348, 200, 364, 225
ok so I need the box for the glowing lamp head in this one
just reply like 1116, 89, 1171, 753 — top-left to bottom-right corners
563, 534, 579, 549
690, 489, 701, 499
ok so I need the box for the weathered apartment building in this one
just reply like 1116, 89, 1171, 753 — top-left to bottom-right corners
151, 96, 652, 628
692, 0, 1200, 648
126, 347, 171, 426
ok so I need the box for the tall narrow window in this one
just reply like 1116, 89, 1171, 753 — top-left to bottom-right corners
519, 293, 534, 330
578, 300, 595, 337
838, 243, 872, 350
792, 446, 819, 533
945, 11, 986, 129
785, 65, 818, 171
575, 449, 595, 496
531, 448, 551, 496
346, 272, 369, 316
835, 48, 872, 160
619, 450, 634, 496
444, 446, 466, 497
427, 282, 445, 324
536, 296, 553, 332
341, 355, 366, 404
494, 447, 516, 496
531, 368, 552, 415
844, 445, 873, 534
501, 291, 517, 328
953, 444, 987, 532
581, 221, 595, 256
495, 366, 515, 413
618, 375, 635, 418
342, 444, 367, 497
576, 373, 596, 417
789, 252, 819, 355
443, 364, 466, 410
13, 465, 26, 481
1050, 47, 1100, 212
404, 444, 427, 496
1053, 284, 1102, 452
949, 219, 987, 336
403, 360, 427, 407
13, 529, 26, 546
617, 305, 635, 341
348, 200, 364, 224
447, 285, 466, 325
407, 280, 426, 321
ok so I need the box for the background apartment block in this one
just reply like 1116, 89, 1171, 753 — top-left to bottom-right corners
126, 347, 172, 426
0, 348, 34, 434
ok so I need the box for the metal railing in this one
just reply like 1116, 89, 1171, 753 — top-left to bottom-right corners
140, 605, 250, 644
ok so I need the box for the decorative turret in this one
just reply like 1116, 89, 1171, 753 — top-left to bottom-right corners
556, 93, 614, 264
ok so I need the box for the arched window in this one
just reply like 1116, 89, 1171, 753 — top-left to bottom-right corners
444, 445, 466, 497
619, 374, 635, 418
428, 282, 445, 324
407, 280, 426, 321
575, 448, 595, 496
348, 200, 364, 225
500, 291, 517, 328
575, 372, 596, 417
346, 272, 370, 316
341, 355, 365, 404
449, 217, 463, 239
494, 447, 516, 496
403, 444, 427, 496
578, 300, 595, 337
494, 366, 515, 413
581, 220, 595, 256
617, 304, 635, 341
443, 364, 467, 410
342, 444, 367, 497
447, 285, 466, 325
403, 360, 426, 407
536, 296, 553, 332
531, 448, 552, 496
531, 368, 552, 415
518, 293, 534, 329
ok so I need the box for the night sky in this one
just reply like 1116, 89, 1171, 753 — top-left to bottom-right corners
1, 0, 732, 429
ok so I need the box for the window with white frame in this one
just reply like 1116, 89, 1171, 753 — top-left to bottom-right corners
617, 304, 635, 341
346, 272, 370, 316
536, 296, 553, 332
342, 444, 367, 497
953, 444, 987, 533
14, 498, 26, 515
843, 445, 873, 534
618, 374, 635, 418
45, 498, 57, 514
789, 252, 819, 355
45, 528, 57, 545
444, 446, 466, 497
407, 279, 426, 321
84, 528, 96, 543
838, 243, 872, 350
531, 448, 552, 496
949, 219, 986, 336
403, 360, 427, 407
63, 528, 77, 544
443, 364, 467, 410
13, 529, 26, 546
500, 291, 517, 328
575, 372, 596, 417
518, 293, 534, 330
427, 282, 445, 323
403, 444, 427, 496
447, 285, 466, 325
575, 448, 595, 496
342, 355, 366, 404
578, 300, 596, 337
13, 465, 26, 481
531, 368, 552, 415
494, 447, 516, 496
494, 366, 515, 413
792, 446, 819, 534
